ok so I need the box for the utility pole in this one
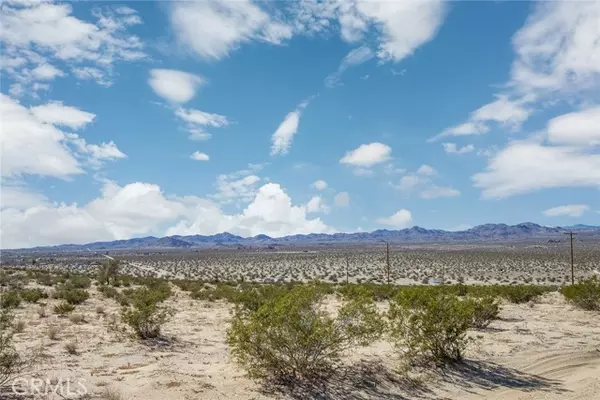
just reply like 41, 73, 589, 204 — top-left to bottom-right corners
380, 240, 390, 285
564, 231, 577, 285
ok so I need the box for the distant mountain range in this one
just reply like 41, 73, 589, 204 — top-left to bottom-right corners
9, 222, 600, 251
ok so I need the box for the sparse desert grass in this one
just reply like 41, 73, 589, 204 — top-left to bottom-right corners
47, 325, 60, 340
64, 340, 78, 355
54, 302, 76, 316
102, 388, 125, 400
13, 320, 26, 333
36, 305, 47, 318
69, 313, 86, 324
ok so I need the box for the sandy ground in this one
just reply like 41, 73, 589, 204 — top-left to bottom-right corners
7, 287, 600, 400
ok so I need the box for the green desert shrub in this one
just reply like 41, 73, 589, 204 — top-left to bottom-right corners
337, 283, 398, 301
467, 296, 500, 329
121, 288, 171, 339
190, 284, 238, 302
495, 285, 548, 304
98, 285, 120, 300
389, 292, 474, 365
173, 279, 205, 293
0, 291, 21, 309
562, 276, 600, 311
68, 275, 91, 289
54, 302, 76, 316
0, 272, 27, 290
227, 285, 383, 382
56, 285, 89, 305
0, 308, 24, 387
138, 278, 172, 302
31, 272, 63, 287
19, 288, 48, 304
232, 284, 290, 313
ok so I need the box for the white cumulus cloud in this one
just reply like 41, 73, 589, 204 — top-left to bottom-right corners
435, 1, 600, 141
148, 69, 205, 103
0, 1, 145, 92
271, 100, 311, 155
547, 106, 600, 147
473, 140, 600, 199
170, 0, 292, 61
377, 209, 413, 228
340, 142, 391, 167
0, 93, 124, 179
313, 180, 327, 190
190, 151, 210, 161
543, 204, 590, 218
1, 180, 334, 248
442, 142, 475, 155
30, 101, 96, 129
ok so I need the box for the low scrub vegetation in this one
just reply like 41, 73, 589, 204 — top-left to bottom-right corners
227, 284, 383, 382
55, 285, 90, 305
121, 288, 171, 339
467, 296, 500, 329
561, 276, 600, 311
20, 288, 48, 304
54, 302, 76, 316
0, 291, 21, 309
389, 291, 474, 365
0, 308, 23, 388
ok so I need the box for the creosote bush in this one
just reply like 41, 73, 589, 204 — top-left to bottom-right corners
69, 275, 92, 289
0, 291, 21, 309
467, 296, 500, 329
562, 276, 600, 311
0, 308, 23, 388
389, 291, 474, 365
121, 288, 171, 339
20, 289, 48, 304
227, 285, 383, 382
55, 284, 90, 305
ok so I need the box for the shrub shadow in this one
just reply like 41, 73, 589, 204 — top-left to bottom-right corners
260, 360, 434, 400
434, 359, 567, 395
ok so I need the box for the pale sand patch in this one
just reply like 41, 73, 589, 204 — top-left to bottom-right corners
7, 287, 600, 399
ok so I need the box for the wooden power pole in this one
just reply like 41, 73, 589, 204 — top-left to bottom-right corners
380, 240, 390, 285
564, 231, 577, 285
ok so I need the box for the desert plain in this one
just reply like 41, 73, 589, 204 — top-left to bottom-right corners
1, 243, 599, 399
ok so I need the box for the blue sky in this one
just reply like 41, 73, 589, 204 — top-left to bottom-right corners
1, 0, 599, 248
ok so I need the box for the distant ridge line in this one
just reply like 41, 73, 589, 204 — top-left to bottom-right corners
7, 222, 600, 251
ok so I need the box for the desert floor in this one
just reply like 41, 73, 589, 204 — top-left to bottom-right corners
7, 284, 600, 400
